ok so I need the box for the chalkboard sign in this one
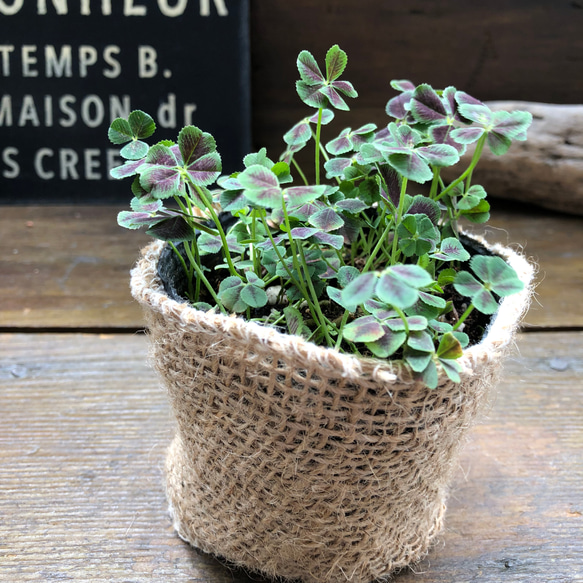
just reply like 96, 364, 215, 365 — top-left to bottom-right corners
0, 0, 250, 203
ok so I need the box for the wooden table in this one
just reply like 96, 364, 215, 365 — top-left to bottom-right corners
1, 203, 582, 581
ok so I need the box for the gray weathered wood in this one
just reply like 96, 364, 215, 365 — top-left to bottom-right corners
1, 332, 582, 582
443, 102, 583, 215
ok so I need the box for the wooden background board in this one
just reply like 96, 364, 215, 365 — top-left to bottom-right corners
1, 203, 581, 330
249, 0, 583, 160
1, 331, 581, 581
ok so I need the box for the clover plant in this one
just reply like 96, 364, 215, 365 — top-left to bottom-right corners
109, 45, 532, 388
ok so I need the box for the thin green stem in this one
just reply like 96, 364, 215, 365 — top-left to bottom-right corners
334, 309, 351, 350
168, 241, 194, 300
292, 158, 309, 186
391, 176, 409, 264
314, 107, 324, 185
453, 303, 475, 331
362, 218, 395, 273
429, 167, 441, 200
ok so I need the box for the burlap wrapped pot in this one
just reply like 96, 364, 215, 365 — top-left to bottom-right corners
130, 237, 534, 583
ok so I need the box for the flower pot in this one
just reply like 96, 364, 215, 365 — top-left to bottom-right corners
130, 237, 534, 583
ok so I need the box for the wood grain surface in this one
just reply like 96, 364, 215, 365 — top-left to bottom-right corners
1, 203, 581, 329
1, 331, 581, 582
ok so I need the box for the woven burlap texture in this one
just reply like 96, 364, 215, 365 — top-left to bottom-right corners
131, 237, 534, 583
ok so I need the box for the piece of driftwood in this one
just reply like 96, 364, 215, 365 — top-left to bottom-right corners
442, 102, 583, 215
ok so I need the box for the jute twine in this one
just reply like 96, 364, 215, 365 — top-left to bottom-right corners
130, 237, 534, 583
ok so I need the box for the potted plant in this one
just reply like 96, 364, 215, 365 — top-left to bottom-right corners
111, 45, 534, 583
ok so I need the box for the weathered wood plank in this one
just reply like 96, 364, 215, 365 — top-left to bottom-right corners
0, 206, 149, 329
0, 332, 581, 582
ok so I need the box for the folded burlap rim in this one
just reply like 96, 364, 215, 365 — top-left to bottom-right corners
131, 234, 535, 386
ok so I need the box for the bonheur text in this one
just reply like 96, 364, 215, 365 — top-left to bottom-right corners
0, 0, 228, 17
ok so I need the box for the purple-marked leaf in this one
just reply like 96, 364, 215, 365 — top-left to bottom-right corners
309, 207, 344, 231
419, 291, 447, 309
342, 271, 377, 305
120, 140, 149, 160
337, 214, 361, 245
336, 265, 361, 288
472, 288, 500, 314
450, 126, 485, 145
429, 320, 453, 334
407, 330, 434, 352
441, 86, 461, 119
491, 110, 532, 140
325, 44, 348, 81
284, 120, 312, 147
139, 165, 182, 199
453, 271, 483, 297
239, 164, 279, 190
359, 143, 384, 164
128, 110, 155, 139
437, 332, 464, 360
321, 84, 350, 111
386, 90, 413, 119
376, 271, 419, 309
245, 271, 264, 287
312, 230, 345, 249
198, 232, 244, 255
240, 284, 268, 309
331, 79, 358, 98
186, 152, 222, 186
458, 103, 492, 126
420, 360, 439, 389
289, 227, 320, 239
406, 195, 441, 224
386, 315, 428, 332
455, 91, 486, 108
405, 350, 433, 373
145, 216, 195, 241
131, 175, 149, 197
410, 83, 447, 123
378, 165, 401, 207
336, 198, 369, 213
130, 197, 162, 213
430, 237, 471, 261
117, 210, 159, 229
297, 50, 325, 85
326, 128, 352, 155
366, 329, 407, 358
387, 152, 433, 183
390, 79, 415, 92
440, 358, 462, 383
287, 200, 325, 221
178, 126, 216, 166
110, 158, 144, 179
296, 80, 329, 109
391, 264, 434, 288
144, 143, 178, 167
220, 189, 247, 212
309, 109, 335, 124
470, 256, 524, 296
343, 316, 386, 343
324, 157, 353, 178
416, 143, 459, 167
218, 276, 246, 313
244, 148, 274, 169
429, 124, 467, 154
283, 306, 309, 337
327, 286, 358, 312
285, 184, 328, 206
486, 131, 512, 156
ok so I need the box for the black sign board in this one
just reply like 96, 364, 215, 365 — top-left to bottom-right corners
0, 0, 250, 203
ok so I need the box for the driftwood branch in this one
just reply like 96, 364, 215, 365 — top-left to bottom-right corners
442, 102, 583, 215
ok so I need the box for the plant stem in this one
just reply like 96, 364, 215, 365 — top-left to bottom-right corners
334, 309, 351, 349
362, 218, 395, 273
314, 107, 323, 185
390, 176, 409, 264
292, 158, 309, 186
436, 134, 487, 202
168, 241, 194, 300
429, 167, 441, 200
453, 303, 474, 331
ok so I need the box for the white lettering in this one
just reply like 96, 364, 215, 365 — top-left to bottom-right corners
38, 0, 68, 15
109, 95, 130, 121
157, 0, 187, 17
35, 148, 55, 179
79, 45, 98, 77
124, 0, 146, 16
22, 45, 39, 78
183, 103, 197, 125
80, 95, 104, 128
0, 95, 12, 125
18, 95, 40, 126
84, 149, 101, 179
59, 94, 76, 127
45, 45, 72, 77
200, 0, 228, 16
0, 45, 15, 76
44, 95, 53, 126
158, 93, 176, 128
138, 46, 157, 78
59, 148, 79, 179
103, 45, 121, 78
80, 0, 111, 15
2, 147, 19, 178
0, 0, 24, 15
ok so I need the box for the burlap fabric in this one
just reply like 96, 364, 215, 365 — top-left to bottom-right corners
130, 238, 534, 583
